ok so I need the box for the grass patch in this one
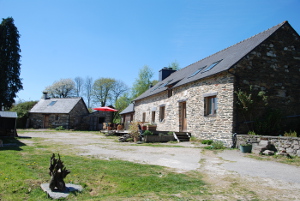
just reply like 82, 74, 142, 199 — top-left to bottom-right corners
0, 137, 206, 200
247, 154, 300, 166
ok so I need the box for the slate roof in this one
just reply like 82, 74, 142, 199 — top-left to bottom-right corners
135, 21, 290, 101
119, 103, 134, 115
30, 97, 84, 114
0, 111, 18, 118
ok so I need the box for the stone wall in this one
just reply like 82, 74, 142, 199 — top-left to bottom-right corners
134, 72, 235, 146
230, 23, 300, 134
236, 135, 300, 156
29, 99, 89, 129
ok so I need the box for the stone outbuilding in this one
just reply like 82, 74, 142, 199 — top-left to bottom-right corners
133, 21, 300, 146
28, 94, 89, 129
0, 111, 18, 137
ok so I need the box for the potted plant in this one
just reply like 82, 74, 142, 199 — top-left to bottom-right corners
240, 143, 252, 153
128, 121, 140, 142
117, 124, 123, 131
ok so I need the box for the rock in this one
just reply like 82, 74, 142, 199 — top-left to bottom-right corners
40, 183, 83, 199
262, 150, 275, 155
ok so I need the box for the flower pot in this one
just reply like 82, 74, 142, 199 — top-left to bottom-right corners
240, 145, 252, 153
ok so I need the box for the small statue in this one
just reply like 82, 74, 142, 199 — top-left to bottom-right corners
49, 153, 70, 191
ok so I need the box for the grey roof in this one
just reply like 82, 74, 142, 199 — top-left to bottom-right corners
135, 21, 290, 101
30, 97, 84, 114
119, 103, 134, 114
0, 111, 18, 118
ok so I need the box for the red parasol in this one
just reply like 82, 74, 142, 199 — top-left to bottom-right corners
93, 106, 118, 112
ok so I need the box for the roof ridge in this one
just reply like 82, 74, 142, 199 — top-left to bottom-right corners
182, 21, 287, 69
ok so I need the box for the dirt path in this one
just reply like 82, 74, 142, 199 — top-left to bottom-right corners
18, 131, 300, 200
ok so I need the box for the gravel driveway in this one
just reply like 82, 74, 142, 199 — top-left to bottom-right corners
18, 131, 300, 200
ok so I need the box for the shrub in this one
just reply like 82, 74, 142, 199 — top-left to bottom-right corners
248, 130, 257, 135
284, 130, 297, 137
143, 130, 153, 136
204, 141, 225, 150
55, 126, 65, 130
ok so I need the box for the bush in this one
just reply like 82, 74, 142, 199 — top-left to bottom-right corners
55, 126, 65, 130
284, 130, 297, 137
143, 130, 153, 136
204, 141, 225, 150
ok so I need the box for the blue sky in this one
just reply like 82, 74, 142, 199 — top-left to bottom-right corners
1, 0, 300, 102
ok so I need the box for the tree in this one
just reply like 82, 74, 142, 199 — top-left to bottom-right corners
168, 60, 180, 70
92, 78, 116, 107
111, 80, 129, 104
131, 65, 154, 99
45, 78, 75, 98
0, 17, 23, 110
84, 76, 93, 108
74, 77, 84, 97
115, 93, 131, 112
10, 100, 37, 128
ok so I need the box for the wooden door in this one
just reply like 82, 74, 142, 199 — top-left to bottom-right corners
44, 115, 49, 128
180, 102, 187, 131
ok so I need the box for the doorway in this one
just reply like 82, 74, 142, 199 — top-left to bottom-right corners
180, 102, 187, 131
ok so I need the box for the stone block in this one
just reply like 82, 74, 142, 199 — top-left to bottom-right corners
262, 150, 275, 155
41, 183, 83, 199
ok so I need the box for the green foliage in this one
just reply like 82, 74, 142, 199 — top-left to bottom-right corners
201, 139, 213, 145
55, 126, 65, 130
254, 108, 282, 135
10, 101, 37, 118
143, 130, 153, 136
131, 65, 154, 99
0, 17, 23, 109
10, 101, 38, 128
0, 136, 206, 200
247, 130, 257, 135
284, 130, 298, 137
168, 60, 180, 70
204, 141, 225, 150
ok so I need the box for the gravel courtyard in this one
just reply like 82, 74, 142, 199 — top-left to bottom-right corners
18, 131, 300, 200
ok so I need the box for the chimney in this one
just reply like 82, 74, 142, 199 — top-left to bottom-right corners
43, 91, 49, 100
159, 67, 176, 81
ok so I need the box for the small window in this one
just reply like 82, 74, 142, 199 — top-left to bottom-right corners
188, 67, 206, 78
168, 88, 173, 98
55, 115, 59, 121
48, 101, 57, 106
142, 112, 146, 122
159, 106, 165, 122
202, 60, 222, 73
204, 96, 218, 116
151, 111, 156, 123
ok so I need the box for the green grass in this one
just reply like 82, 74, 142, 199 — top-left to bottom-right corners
0, 137, 206, 200
247, 153, 300, 166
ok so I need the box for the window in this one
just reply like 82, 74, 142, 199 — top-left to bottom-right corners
159, 106, 165, 122
204, 96, 218, 116
168, 88, 173, 98
142, 112, 146, 122
188, 67, 206, 78
48, 101, 57, 106
151, 111, 156, 123
202, 60, 222, 73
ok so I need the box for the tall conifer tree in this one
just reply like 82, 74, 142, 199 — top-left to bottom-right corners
0, 17, 22, 110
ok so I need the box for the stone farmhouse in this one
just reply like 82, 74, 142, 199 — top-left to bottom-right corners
133, 21, 300, 146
